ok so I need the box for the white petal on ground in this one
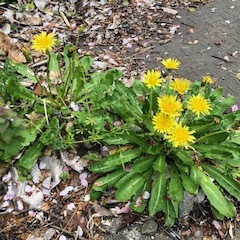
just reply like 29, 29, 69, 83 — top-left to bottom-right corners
67, 203, 75, 211
0, 23, 11, 35
59, 235, 67, 240
34, 0, 48, 11
59, 186, 74, 196
39, 161, 47, 169
42, 187, 51, 196
31, 164, 42, 184
17, 200, 24, 210
79, 172, 88, 187
161, 7, 178, 15
25, 185, 34, 194
3, 10, 15, 23
61, 151, 88, 173
70, 102, 80, 111
42, 176, 52, 189
4, 187, 15, 200
2, 171, 12, 182
40, 156, 64, 188
21, 188, 44, 208
76, 226, 84, 237
84, 194, 90, 202
1, 201, 9, 208
28, 210, 36, 217
120, 202, 131, 213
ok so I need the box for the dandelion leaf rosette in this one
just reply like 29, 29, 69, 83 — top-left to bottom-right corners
90, 57, 240, 225
2, 35, 239, 226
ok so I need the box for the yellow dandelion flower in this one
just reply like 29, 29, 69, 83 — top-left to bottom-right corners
171, 78, 191, 95
158, 95, 183, 117
166, 123, 195, 149
31, 32, 57, 54
152, 112, 176, 134
142, 70, 163, 89
187, 94, 212, 117
161, 58, 181, 70
202, 75, 214, 85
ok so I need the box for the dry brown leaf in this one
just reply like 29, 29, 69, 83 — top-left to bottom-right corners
0, 32, 26, 63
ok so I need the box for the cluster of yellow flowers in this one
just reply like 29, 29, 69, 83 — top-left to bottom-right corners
143, 58, 213, 149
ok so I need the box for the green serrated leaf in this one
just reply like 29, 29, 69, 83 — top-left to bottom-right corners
92, 148, 141, 170
116, 173, 145, 201
93, 169, 126, 192
194, 144, 240, 167
115, 171, 136, 189
48, 52, 60, 80
148, 172, 167, 216
17, 140, 44, 171
180, 169, 198, 195
202, 164, 240, 200
80, 56, 94, 74
168, 164, 184, 217
164, 201, 176, 227
130, 172, 152, 213
103, 69, 122, 86
89, 162, 119, 173
11, 62, 38, 83
194, 167, 236, 217
132, 155, 156, 173
174, 150, 194, 166
153, 154, 166, 172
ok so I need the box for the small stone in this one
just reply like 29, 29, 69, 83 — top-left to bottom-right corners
154, 233, 172, 240
179, 192, 195, 218
102, 217, 123, 235
120, 227, 142, 240
141, 219, 158, 235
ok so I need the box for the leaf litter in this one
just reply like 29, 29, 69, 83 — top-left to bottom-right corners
0, 0, 239, 239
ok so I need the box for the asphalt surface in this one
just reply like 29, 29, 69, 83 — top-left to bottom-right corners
149, 0, 240, 105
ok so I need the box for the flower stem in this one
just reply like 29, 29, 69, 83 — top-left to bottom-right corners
165, 71, 172, 95
149, 89, 153, 115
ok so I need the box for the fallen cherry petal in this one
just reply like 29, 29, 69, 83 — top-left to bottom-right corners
120, 202, 131, 213
17, 200, 24, 210
59, 235, 67, 240
77, 226, 84, 237
2, 172, 12, 182
231, 104, 238, 112
59, 186, 74, 196
42, 187, 51, 196
79, 172, 88, 187
84, 194, 90, 202
4, 189, 15, 200
1, 201, 9, 208
28, 210, 36, 217
67, 203, 75, 211
25, 185, 34, 194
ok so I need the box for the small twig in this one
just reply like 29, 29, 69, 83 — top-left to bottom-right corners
56, 207, 78, 239
50, 225, 75, 238
59, 10, 70, 27
125, 46, 155, 60
31, 59, 48, 68
211, 55, 234, 63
